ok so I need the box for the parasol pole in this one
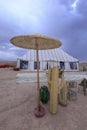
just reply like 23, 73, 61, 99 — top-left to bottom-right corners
36, 38, 40, 111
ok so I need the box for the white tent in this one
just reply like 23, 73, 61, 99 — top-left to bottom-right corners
17, 48, 79, 71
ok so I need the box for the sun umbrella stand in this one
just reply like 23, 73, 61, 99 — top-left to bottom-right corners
34, 41, 45, 117
10, 34, 62, 118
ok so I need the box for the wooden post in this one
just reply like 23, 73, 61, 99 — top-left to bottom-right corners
36, 39, 40, 111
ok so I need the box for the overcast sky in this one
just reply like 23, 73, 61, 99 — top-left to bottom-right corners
0, 0, 87, 61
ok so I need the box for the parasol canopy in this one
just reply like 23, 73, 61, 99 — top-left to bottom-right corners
10, 34, 62, 50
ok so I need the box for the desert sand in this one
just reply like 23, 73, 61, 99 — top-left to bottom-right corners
0, 68, 87, 130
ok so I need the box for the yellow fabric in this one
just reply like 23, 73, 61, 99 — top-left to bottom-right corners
48, 67, 67, 114
49, 67, 59, 114
59, 76, 67, 106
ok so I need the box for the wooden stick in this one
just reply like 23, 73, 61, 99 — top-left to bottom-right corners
36, 39, 40, 111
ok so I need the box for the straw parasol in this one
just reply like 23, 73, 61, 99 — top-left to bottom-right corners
10, 33, 62, 117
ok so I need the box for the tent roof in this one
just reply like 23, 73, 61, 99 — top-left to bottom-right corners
19, 48, 78, 62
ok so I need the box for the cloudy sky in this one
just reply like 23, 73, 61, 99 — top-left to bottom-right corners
0, 0, 87, 61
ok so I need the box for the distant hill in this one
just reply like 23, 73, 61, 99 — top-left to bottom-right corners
0, 61, 17, 66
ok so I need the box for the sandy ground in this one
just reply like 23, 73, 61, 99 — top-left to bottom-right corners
0, 68, 87, 130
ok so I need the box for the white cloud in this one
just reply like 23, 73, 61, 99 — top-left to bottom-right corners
0, 51, 17, 61
71, 0, 79, 12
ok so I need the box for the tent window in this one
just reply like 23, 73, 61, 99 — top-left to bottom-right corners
34, 61, 40, 69
60, 62, 65, 70
47, 62, 48, 70
20, 60, 28, 69
46, 62, 51, 70
70, 62, 77, 69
